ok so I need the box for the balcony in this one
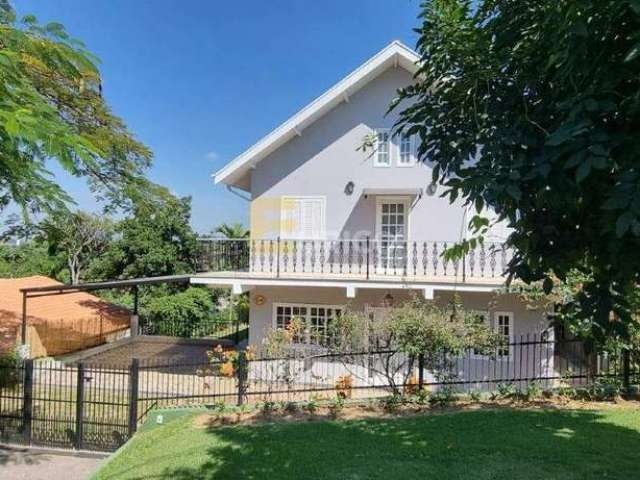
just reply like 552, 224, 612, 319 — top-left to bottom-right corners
195, 238, 512, 285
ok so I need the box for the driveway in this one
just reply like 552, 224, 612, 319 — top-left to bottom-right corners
0, 445, 106, 480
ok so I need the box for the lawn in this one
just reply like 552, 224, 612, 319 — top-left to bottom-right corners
93, 407, 640, 480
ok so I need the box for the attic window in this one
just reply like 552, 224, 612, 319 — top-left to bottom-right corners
374, 129, 391, 167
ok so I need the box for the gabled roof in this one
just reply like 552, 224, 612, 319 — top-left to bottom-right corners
214, 41, 420, 190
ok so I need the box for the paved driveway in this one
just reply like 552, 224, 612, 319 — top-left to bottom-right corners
0, 445, 106, 480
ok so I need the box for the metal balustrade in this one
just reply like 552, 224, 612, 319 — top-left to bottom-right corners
196, 238, 512, 282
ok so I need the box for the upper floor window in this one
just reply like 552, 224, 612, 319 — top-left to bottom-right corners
398, 134, 415, 166
374, 129, 391, 167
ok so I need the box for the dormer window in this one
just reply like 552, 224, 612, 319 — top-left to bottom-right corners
398, 134, 415, 166
374, 129, 391, 167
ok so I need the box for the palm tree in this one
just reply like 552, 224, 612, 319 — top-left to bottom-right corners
214, 222, 249, 239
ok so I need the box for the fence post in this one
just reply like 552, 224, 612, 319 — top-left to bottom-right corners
622, 349, 631, 396
128, 358, 140, 437
22, 359, 34, 446
276, 236, 281, 278
75, 363, 85, 450
236, 351, 248, 406
462, 252, 466, 282
366, 236, 370, 279
418, 354, 425, 390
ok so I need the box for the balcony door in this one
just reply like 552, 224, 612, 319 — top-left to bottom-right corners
376, 197, 409, 269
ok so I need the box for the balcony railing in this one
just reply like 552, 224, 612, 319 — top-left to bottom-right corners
196, 238, 512, 282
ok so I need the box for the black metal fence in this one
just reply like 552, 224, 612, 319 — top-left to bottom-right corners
0, 336, 637, 452
195, 238, 512, 281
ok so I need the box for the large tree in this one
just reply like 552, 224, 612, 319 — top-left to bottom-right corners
89, 189, 198, 280
41, 211, 113, 284
0, 1, 152, 216
393, 0, 640, 343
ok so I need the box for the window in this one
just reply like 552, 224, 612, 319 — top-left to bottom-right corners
281, 196, 326, 239
398, 134, 415, 166
274, 303, 343, 346
374, 129, 391, 167
495, 312, 513, 357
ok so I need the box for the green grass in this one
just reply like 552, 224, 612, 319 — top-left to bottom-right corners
93, 407, 640, 480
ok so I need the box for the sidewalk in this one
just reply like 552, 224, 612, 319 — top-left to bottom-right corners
0, 444, 107, 480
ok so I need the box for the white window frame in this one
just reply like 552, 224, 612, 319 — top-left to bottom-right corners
373, 128, 392, 168
280, 196, 326, 240
397, 133, 416, 167
494, 311, 514, 358
272, 302, 344, 346
375, 196, 411, 240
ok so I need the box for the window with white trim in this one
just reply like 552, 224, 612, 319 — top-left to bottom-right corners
274, 303, 343, 346
398, 134, 415, 166
374, 129, 391, 167
495, 312, 513, 357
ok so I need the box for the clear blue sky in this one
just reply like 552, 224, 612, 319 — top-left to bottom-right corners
13, 0, 422, 233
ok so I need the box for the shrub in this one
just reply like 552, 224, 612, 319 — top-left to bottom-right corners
469, 390, 482, 402
302, 397, 319, 415
259, 401, 277, 416
0, 349, 20, 389
328, 396, 345, 419
590, 376, 623, 401
496, 382, 518, 399
142, 287, 216, 337
429, 385, 456, 407
379, 394, 404, 413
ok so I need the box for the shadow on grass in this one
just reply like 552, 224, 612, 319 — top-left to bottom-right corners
104, 408, 640, 480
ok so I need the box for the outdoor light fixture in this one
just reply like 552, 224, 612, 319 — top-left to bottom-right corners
426, 182, 438, 196
344, 181, 355, 196
382, 292, 394, 307
254, 294, 266, 306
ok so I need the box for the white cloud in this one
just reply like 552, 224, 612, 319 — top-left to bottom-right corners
205, 151, 219, 161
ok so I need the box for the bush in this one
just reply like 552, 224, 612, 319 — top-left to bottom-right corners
379, 394, 404, 413
142, 287, 216, 337
328, 396, 345, 418
429, 385, 456, 407
0, 349, 20, 389
302, 397, 319, 415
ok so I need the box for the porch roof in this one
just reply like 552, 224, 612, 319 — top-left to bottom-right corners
190, 271, 505, 299
361, 187, 423, 197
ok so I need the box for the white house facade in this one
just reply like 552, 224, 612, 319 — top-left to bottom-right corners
192, 41, 550, 359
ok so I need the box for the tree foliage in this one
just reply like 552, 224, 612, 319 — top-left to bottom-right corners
0, 1, 152, 216
0, 239, 64, 279
393, 0, 640, 342
89, 191, 198, 280
214, 222, 249, 239
41, 211, 113, 284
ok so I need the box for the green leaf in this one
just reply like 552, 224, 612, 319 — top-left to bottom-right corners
575, 160, 591, 183
624, 42, 640, 63
616, 212, 634, 237
506, 185, 522, 201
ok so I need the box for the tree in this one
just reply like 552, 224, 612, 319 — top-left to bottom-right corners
89, 190, 197, 280
392, 0, 640, 343
214, 222, 249, 239
41, 211, 113, 284
0, 239, 64, 279
329, 297, 500, 394
0, 1, 152, 216
142, 286, 216, 337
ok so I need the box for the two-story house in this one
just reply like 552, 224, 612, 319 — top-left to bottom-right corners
193, 41, 549, 353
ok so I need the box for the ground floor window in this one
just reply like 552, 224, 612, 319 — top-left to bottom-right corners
495, 311, 513, 357
274, 303, 343, 346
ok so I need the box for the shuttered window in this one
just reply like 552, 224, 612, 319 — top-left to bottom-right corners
281, 196, 326, 239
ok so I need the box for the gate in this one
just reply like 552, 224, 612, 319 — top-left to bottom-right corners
0, 360, 133, 451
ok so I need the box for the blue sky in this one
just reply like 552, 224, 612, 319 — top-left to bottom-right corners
13, 0, 422, 233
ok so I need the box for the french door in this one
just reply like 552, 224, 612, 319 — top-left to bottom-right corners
376, 198, 409, 270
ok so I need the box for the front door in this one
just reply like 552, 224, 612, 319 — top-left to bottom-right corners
376, 198, 409, 270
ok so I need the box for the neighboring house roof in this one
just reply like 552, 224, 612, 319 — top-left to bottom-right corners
214, 40, 420, 190
0, 276, 130, 352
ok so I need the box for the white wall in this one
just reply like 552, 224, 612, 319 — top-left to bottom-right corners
248, 67, 470, 241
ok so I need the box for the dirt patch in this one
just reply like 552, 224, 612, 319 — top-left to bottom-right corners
192, 398, 640, 429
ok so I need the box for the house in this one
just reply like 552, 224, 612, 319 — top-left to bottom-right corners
0, 276, 130, 357
192, 41, 550, 357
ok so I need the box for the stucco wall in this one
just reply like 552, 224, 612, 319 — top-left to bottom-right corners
248, 286, 547, 347
248, 66, 469, 241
